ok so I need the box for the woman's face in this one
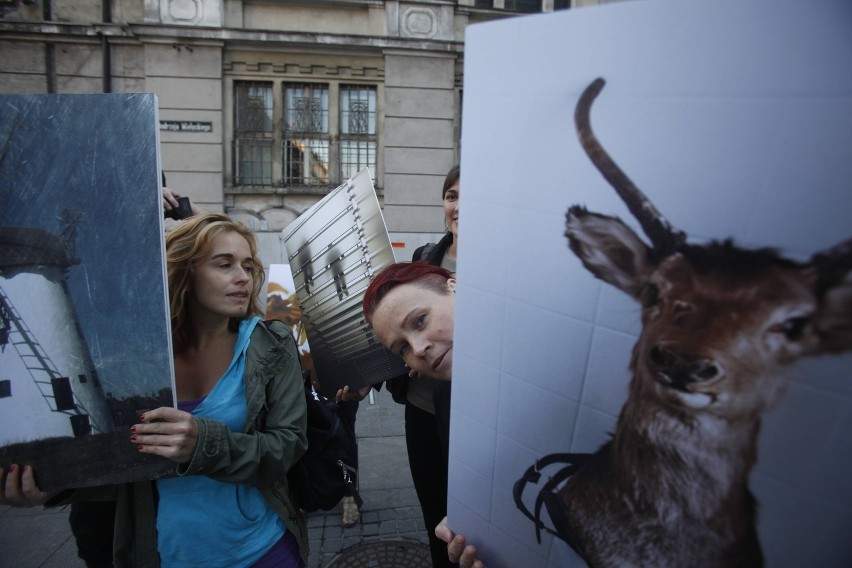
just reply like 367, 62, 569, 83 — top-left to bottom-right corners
443, 180, 460, 241
371, 278, 457, 381
189, 231, 255, 322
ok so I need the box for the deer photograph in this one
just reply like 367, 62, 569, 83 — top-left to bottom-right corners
443, 3, 852, 567
512, 78, 852, 567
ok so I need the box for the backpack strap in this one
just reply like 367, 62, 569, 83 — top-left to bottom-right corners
513, 452, 592, 560
415, 242, 437, 262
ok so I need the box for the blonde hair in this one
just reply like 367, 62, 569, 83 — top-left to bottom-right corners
166, 213, 265, 353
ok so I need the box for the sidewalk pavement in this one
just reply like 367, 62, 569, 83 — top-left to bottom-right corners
0, 387, 429, 568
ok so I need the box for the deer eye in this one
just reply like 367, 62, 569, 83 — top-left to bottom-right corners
640, 284, 660, 308
769, 316, 809, 341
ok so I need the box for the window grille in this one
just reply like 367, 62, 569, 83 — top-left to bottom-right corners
234, 82, 273, 186
505, 0, 542, 13
230, 80, 380, 191
339, 85, 377, 180
283, 83, 330, 186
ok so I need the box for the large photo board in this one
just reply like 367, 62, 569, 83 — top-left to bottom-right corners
281, 168, 406, 397
0, 93, 175, 490
449, 1, 852, 566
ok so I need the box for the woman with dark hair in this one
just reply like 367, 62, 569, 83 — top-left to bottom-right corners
2, 213, 309, 568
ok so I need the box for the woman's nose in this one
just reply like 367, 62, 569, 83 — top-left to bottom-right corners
410, 336, 430, 357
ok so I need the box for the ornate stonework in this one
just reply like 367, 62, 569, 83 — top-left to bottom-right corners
401, 6, 438, 39
225, 60, 384, 79
149, 0, 222, 27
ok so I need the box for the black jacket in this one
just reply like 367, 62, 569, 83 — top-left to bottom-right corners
384, 232, 453, 458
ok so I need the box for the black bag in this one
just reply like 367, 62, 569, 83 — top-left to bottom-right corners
288, 377, 363, 512
264, 320, 363, 512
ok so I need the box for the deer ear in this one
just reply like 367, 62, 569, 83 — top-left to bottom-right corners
812, 271, 852, 354
565, 206, 655, 299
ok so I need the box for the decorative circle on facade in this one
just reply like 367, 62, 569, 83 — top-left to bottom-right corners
402, 7, 437, 39
168, 0, 203, 24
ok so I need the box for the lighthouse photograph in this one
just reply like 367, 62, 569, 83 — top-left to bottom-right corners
0, 93, 175, 490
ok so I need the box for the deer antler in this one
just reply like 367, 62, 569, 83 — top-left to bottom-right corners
575, 78, 687, 256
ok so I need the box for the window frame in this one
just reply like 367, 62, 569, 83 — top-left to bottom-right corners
228, 79, 382, 195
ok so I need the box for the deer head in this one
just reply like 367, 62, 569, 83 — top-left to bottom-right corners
566, 78, 852, 419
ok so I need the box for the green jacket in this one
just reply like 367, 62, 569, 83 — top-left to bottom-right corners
62, 320, 310, 567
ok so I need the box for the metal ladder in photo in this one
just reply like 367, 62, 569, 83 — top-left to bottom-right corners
0, 284, 86, 421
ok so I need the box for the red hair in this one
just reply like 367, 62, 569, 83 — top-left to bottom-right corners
362, 261, 453, 325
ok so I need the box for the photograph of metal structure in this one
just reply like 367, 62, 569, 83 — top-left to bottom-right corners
281, 168, 405, 397
0, 93, 175, 490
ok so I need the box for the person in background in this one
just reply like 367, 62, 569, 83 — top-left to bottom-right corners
162, 173, 204, 219
338, 165, 460, 567
336, 399, 360, 528
2, 213, 309, 567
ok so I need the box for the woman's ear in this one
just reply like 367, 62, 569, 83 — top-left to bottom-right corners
447, 278, 457, 294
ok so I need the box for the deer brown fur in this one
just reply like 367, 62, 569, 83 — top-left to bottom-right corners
556, 78, 852, 567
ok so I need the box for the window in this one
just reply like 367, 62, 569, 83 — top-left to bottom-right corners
505, 0, 542, 13
339, 85, 377, 180
234, 82, 274, 186
283, 83, 330, 187
474, 0, 543, 11
231, 80, 380, 191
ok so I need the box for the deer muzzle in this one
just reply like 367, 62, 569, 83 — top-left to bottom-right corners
649, 346, 722, 391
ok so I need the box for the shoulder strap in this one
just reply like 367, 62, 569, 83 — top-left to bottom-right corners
417, 242, 436, 261
513, 452, 593, 556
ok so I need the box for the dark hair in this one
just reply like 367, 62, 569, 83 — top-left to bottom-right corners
362, 261, 453, 325
442, 165, 460, 199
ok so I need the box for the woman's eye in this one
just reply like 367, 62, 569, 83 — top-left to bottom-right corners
243, 265, 254, 273
415, 314, 426, 328
399, 344, 409, 357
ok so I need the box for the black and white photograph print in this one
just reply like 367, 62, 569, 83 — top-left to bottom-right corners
0, 93, 176, 490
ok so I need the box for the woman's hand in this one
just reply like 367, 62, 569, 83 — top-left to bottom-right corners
435, 516, 486, 568
335, 385, 371, 403
0, 464, 54, 507
132, 407, 199, 464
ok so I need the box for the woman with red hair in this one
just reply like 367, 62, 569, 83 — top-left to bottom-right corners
362, 261, 456, 382
342, 167, 460, 567
360, 260, 484, 568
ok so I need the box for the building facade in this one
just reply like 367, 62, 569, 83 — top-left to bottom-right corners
0, 0, 608, 264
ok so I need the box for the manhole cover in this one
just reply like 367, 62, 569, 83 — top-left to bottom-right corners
326, 539, 431, 568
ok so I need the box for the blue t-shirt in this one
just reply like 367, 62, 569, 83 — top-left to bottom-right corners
156, 316, 286, 567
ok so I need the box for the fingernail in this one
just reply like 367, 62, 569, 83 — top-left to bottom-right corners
9, 464, 16, 472
130, 435, 138, 442
139, 414, 146, 422
137, 445, 144, 452
130, 425, 137, 433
